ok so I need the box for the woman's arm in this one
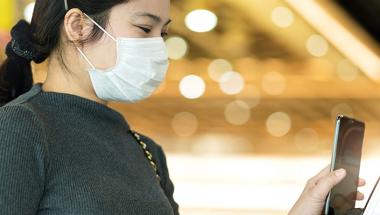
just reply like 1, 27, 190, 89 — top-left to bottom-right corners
137, 133, 180, 215
289, 165, 365, 215
156, 145, 180, 215
0, 105, 48, 215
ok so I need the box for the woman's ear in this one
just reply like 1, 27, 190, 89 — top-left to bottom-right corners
63, 8, 93, 44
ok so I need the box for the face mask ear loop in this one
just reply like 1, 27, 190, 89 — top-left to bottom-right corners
64, 0, 68, 10
83, 13, 117, 42
76, 47, 96, 70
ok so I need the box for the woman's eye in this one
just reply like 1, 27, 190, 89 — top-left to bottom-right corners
137, 26, 151, 34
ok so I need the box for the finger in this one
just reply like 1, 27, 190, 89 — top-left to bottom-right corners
311, 164, 331, 182
356, 191, 365, 201
312, 168, 346, 198
306, 165, 331, 188
358, 178, 366, 187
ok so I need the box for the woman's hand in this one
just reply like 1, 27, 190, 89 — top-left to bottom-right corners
288, 165, 366, 215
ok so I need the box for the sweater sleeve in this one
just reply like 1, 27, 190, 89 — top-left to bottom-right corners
0, 105, 48, 215
137, 133, 180, 215
156, 145, 180, 215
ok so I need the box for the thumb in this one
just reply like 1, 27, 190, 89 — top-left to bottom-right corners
313, 168, 347, 199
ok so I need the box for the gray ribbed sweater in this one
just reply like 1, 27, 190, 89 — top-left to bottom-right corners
0, 82, 180, 215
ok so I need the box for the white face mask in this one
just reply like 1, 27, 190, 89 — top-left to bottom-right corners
77, 13, 169, 103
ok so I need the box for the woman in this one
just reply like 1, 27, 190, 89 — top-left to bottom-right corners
0, 0, 365, 214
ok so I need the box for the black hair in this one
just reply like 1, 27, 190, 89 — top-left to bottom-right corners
0, 0, 128, 106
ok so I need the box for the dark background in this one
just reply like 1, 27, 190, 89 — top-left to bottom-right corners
336, 0, 380, 44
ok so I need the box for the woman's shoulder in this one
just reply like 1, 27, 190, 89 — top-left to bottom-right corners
1, 84, 41, 108
0, 102, 39, 123
0, 102, 45, 141
0, 83, 43, 126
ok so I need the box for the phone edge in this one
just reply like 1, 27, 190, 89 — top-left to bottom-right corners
324, 115, 343, 215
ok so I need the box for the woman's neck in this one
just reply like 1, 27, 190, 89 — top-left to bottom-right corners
42, 57, 108, 106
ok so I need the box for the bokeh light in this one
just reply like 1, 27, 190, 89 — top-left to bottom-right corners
236, 84, 261, 109
294, 128, 320, 153
185, 9, 218, 33
166, 36, 188, 60
337, 59, 359, 82
24, 2, 35, 23
208, 59, 233, 82
331, 103, 354, 120
192, 134, 253, 154
219, 71, 245, 95
271, 6, 294, 28
306, 34, 329, 57
224, 100, 251, 125
179, 75, 206, 99
266, 112, 292, 137
171, 112, 199, 137
261, 71, 287, 96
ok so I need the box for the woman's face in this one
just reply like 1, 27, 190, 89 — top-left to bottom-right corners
109, 0, 171, 39
74, 0, 171, 70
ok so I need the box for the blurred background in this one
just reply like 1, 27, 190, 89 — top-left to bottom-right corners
2, 0, 380, 214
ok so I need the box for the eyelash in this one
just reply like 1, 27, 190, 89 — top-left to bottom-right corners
138, 26, 151, 33
161, 32, 169, 38
137, 26, 169, 38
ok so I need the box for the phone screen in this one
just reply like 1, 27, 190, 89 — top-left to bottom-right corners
325, 115, 365, 215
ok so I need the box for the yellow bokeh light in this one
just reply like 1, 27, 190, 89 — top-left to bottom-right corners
337, 59, 359, 82
331, 103, 354, 121
261, 71, 286, 96
224, 100, 251, 126
294, 128, 320, 153
271, 6, 294, 28
166, 36, 188, 60
171, 112, 198, 137
236, 84, 261, 109
266, 112, 292, 137
219, 71, 245, 95
208, 59, 233, 82
306, 34, 329, 57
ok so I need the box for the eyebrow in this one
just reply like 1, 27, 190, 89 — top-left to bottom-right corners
133, 12, 172, 25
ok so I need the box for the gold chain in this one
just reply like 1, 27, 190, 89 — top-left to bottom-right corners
129, 130, 161, 182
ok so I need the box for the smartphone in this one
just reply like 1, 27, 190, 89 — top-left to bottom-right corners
324, 115, 365, 215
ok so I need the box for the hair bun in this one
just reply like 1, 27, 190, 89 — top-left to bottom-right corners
5, 20, 48, 63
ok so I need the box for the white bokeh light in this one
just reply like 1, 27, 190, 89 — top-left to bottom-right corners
185, 9, 218, 33
24, 2, 35, 23
224, 100, 251, 126
208, 59, 233, 82
166, 36, 188, 60
266, 112, 292, 137
179, 75, 206, 99
219, 71, 245, 95
271, 6, 294, 28
306, 34, 329, 57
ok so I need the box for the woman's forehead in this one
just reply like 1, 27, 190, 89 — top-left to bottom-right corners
113, 0, 171, 22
